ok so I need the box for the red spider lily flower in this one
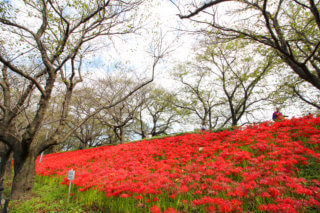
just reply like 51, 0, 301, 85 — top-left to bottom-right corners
258, 204, 267, 211
135, 195, 143, 200
263, 203, 299, 213
35, 115, 320, 213
120, 193, 129, 198
316, 192, 320, 200
169, 194, 176, 199
294, 186, 313, 195
163, 207, 179, 213
218, 202, 232, 213
180, 185, 189, 193
307, 198, 320, 206
150, 205, 161, 213
193, 190, 202, 195
268, 187, 280, 198
230, 199, 242, 212
227, 188, 245, 198
261, 191, 271, 198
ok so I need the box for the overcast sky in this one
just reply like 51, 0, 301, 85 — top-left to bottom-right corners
85, 1, 194, 86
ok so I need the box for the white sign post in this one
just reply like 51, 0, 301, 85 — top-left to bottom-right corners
39, 152, 44, 163
67, 169, 75, 202
39, 132, 48, 163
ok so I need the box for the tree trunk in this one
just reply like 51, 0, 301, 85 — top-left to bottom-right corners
285, 58, 320, 91
4, 152, 12, 180
46, 144, 59, 154
141, 132, 146, 139
232, 118, 237, 126
0, 143, 11, 179
152, 132, 156, 137
208, 110, 212, 129
79, 141, 88, 150
11, 151, 36, 200
120, 127, 125, 144
139, 112, 146, 139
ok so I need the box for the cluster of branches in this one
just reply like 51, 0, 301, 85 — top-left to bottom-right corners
55, 77, 185, 150
169, 0, 320, 119
0, 0, 170, 199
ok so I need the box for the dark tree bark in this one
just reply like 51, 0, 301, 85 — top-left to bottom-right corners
0, 143, 11, 180
11, 148, 37, 199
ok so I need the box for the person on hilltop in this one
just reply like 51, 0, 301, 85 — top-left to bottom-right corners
272, 107, 284, 121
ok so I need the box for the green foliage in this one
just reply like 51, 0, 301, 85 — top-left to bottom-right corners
0, 0, 13, 19
8, 176, 96, 213
10, 176, 209, 213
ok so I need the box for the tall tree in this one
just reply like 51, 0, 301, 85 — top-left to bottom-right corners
198, 41, 273, 126
132, 86, 185, 138
172, 63, 221, 129
0, 0, 155, 199
173, 40, 274, 128
96, 76, 148, 144
68, 87, 108, 149
172, 0, 320, 91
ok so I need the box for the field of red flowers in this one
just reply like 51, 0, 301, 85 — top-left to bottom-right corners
36, 115, 320, 212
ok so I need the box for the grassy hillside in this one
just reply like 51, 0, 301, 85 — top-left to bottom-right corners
8, 115, 320, 212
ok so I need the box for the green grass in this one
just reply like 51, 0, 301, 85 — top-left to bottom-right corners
7, 176, 98, 213
6, 176, 209, 213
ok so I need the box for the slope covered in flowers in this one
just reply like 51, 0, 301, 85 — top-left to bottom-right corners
36, 116, 320, 212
